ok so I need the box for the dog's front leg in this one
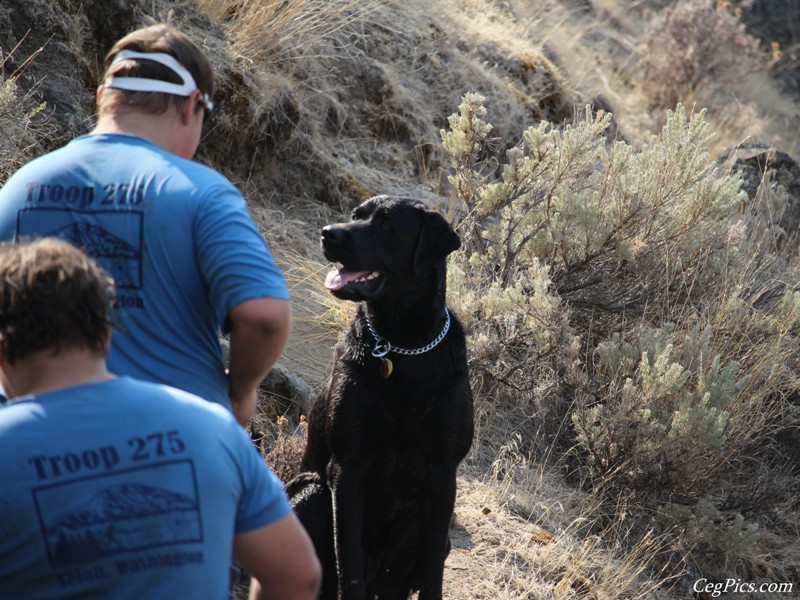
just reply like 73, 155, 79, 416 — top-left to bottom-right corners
417, 466, 458, 600
331, 463, 366, 599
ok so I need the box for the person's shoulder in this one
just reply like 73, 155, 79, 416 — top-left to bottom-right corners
171, 153, 233, 187
170, 158, 243, 207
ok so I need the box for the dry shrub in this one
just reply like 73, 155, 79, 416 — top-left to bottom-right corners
443, 92, 744, 451
442, 91, 800, 587
639, 0, 771, 109
263, 417, 309, 483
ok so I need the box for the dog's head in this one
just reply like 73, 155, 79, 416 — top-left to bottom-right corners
321, 195, 461, 302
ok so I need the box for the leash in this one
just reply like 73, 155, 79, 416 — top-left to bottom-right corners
364, 308, 451, 378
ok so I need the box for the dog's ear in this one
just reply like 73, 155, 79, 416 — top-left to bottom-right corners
413, 209, 461, 273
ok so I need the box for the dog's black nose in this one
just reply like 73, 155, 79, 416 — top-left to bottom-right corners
321, 225, 345, 243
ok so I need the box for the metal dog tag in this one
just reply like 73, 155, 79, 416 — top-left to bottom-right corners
379, 357, 393, 378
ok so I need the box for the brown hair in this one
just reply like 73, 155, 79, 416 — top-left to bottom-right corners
98, 24, 215, 117
0, 239, 116, 364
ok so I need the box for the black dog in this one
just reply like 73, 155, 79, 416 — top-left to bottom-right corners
287, 195, 474, 599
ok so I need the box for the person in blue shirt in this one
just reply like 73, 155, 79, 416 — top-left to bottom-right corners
0, 238, 321, 600
0, 24, 290, 426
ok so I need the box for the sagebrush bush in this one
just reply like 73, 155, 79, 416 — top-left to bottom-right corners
444, 94, 745, 324
442, 93, 746, 448
442, 91, 800, 583
576, 324, 748, 490
640, 0, 770, 109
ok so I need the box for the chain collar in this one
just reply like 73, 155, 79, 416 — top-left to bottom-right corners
365, 308, 451, 358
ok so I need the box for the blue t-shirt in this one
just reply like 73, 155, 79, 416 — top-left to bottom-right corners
0, 377, 291, 600
0, 134, 289, 409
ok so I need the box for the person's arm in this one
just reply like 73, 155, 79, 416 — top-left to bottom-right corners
234, 512, 322, 600
227, 297, 292, 427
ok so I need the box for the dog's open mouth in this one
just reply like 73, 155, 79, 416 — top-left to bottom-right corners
325, 267, 386, 299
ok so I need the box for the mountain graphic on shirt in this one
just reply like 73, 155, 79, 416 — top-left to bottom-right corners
52, 222, 139, 258
46, 483, 202, 567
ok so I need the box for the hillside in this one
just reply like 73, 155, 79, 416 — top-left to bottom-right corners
2, 0, 800, 598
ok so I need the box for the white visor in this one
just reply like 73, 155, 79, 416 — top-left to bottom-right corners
104, 50, 214, 111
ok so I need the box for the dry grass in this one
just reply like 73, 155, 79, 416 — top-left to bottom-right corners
0, 44, 59, 177
195, 0, 384, 64
444, 466, 675, 599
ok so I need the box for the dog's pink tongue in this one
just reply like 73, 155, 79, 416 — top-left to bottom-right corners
325, 269, 369, 291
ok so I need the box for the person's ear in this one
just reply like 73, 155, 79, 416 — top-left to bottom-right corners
180, 90, 202, 126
